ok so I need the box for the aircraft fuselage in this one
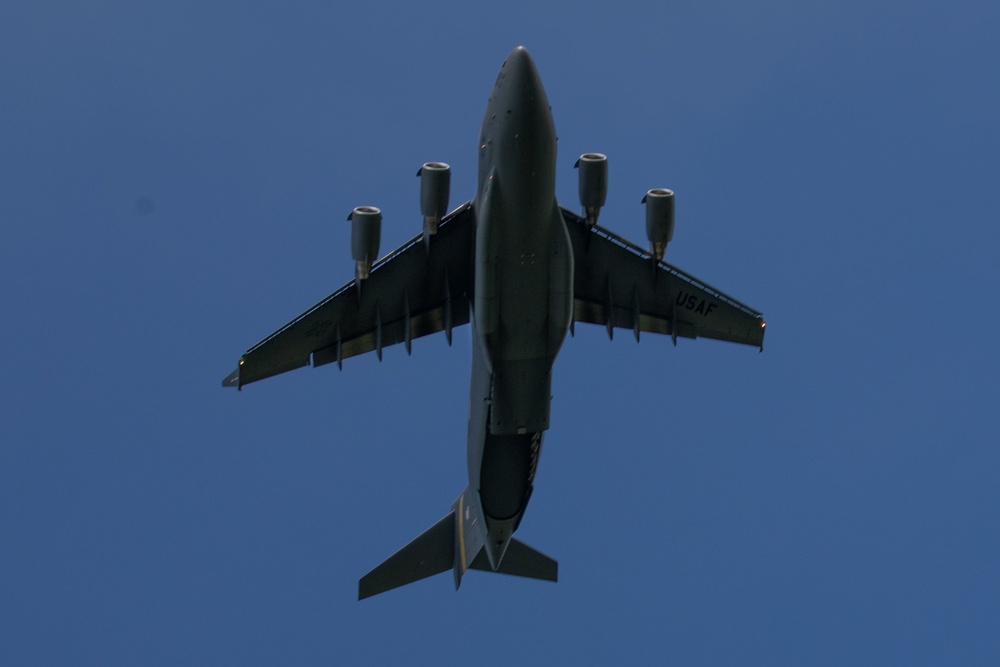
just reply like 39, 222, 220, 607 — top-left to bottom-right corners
467, 47, 573, 569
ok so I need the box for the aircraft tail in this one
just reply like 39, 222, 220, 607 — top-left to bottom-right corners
468, 537, 558, 581
358, 486, 557, 600
358, 510, 454, 600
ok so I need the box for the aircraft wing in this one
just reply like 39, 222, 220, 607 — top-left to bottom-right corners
223, 203, 475, 389
561, 208, 765, 348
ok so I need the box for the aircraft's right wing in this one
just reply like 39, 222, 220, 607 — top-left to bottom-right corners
223, 203, 475, 389
562, 207, 765, 348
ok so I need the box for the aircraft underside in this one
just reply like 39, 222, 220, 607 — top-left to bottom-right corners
223, 46, 766, 599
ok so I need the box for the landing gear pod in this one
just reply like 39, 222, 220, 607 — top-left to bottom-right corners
642, 188, 674, 261
349, 206, 382, 280
417, 162, 451, 237
574, 153, 607, 227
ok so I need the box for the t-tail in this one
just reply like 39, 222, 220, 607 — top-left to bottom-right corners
358, 486, 557, 600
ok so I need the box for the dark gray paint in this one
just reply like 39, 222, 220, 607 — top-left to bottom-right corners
224, 46, 765, 597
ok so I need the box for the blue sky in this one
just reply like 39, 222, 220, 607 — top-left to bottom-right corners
3, 1, 998, 664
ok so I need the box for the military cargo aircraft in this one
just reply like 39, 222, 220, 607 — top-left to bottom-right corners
223, 46, 765, 599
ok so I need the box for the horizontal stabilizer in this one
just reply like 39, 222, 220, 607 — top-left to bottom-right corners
470, 537, 557, 583
358, 511, 454, 600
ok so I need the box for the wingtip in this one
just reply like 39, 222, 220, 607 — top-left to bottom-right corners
221, 368, 240, 389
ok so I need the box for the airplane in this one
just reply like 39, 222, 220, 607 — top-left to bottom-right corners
222, 46, 765, 600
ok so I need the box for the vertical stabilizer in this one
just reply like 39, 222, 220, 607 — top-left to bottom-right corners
451, 486, 487, 589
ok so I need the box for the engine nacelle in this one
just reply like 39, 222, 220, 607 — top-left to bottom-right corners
575, 153, 607, 227
642, 188, 674, 261
348, 206, 382, 280
417, 162, 451, 236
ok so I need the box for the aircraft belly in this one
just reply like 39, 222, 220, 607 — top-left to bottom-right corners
479, 433, 533, 520
497, 259, 549, 359
466, 46, 567, 558
472, 202, 571, 436
466, 323, 491, 487
489, 232, 569, 433
489, 357, 552, 433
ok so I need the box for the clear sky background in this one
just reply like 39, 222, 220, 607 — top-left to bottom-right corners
3, 1, 998, 664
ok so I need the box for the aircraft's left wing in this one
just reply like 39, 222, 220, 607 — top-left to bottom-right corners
562, 207, 765, 349
223, 203, 475, 389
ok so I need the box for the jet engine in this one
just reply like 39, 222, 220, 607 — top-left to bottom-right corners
575, 153, 607, 227
349, 206, 382, 280
642, 188, 674, 261
417, 162, 451, 236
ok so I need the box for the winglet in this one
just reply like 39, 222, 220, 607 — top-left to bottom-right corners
222, 368, 240, 389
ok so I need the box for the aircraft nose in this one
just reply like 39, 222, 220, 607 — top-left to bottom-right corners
506, 45, 533, 68
503, 46, 541, 93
